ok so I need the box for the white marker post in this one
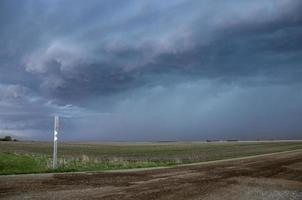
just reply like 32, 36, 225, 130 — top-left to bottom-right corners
53, 116, 59, 169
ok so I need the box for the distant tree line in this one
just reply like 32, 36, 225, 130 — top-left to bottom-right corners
206, 139, 238, 142
0, 136, 18, 141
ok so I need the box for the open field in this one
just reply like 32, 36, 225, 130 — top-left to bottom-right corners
1, 140, 302, 174
1, 149, 302, 200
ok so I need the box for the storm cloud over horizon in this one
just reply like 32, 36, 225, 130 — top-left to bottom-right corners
1, 0, 302, 140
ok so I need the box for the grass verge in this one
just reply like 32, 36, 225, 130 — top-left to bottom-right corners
0, 152, 177, 175
1, 141, 302, 175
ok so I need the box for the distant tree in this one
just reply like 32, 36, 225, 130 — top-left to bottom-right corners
2, 136, 13, 141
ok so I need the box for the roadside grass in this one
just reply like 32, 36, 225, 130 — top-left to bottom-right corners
0, 152, 48, 175
53, 158, 176, 173
1, 141, 302, 175
0, 152, 176, 175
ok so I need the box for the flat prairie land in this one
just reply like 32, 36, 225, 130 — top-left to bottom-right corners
1, 140, 302, 174
1, 148, 302, 200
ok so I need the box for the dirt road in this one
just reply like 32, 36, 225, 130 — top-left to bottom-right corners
1, 150, 302, 200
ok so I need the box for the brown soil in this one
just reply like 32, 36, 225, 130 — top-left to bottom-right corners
1, 150, 302, 200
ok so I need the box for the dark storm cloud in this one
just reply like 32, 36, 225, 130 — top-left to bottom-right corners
0, 0, 302, 140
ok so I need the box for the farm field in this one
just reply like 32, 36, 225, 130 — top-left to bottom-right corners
1, 140, 302, 174
1, 148, 302, 200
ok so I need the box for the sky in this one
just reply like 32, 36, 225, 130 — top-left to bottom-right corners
0, 0, 302, 141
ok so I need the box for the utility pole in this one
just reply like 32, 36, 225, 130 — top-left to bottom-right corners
53, 116, 59, 169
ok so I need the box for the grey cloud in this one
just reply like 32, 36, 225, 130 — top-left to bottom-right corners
0, 83, 85, 139
19, 0, 302, 99
61, 81, 302, 141
0, 0, 302, 140
0, 84, 29, 101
